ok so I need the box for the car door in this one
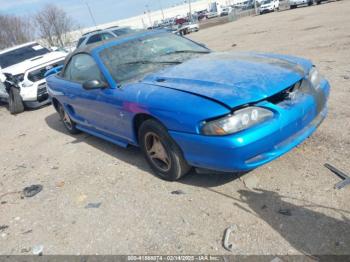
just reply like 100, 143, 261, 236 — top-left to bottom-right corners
61, 53, 107, 129
62, 53, 125, 137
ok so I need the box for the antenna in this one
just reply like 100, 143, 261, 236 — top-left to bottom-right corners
83, 0, 97, 27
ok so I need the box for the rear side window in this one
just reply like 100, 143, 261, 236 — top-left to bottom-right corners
100, 33, 114, 40
63, 54, 104, 83
77, 37, 86, 48
86, 34, 102, 45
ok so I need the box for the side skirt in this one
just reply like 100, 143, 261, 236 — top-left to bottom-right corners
76, 124, 129, 148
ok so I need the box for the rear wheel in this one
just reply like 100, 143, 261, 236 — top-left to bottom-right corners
58, 103, 80, 134
8, 87, 24, 115
139, 119, 191, 181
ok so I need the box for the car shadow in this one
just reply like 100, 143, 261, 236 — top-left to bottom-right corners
45, 112, 242, 187
239, 189, 350, 255
208, 187, 350, 255
45, 112, 350, 255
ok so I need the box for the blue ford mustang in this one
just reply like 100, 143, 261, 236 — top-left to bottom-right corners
47, 30, 330, 181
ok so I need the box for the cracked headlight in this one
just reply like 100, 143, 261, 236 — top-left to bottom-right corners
309, 67, 322, 88
202, 107, 274, 136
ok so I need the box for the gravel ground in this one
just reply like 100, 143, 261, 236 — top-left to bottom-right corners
0, 0, 349, 255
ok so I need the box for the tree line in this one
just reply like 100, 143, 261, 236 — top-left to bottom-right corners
0, 4, 78, 50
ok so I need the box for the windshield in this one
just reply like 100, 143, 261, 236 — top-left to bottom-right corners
99, 33, 210, 84
0, 43, 50, 68
262, 0, 272, 4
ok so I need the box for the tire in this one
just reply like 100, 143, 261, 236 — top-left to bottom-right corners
8, 87, 24, 115
58, 103, 80, 134
308, 1, 313, 5
138, 119, 191, 181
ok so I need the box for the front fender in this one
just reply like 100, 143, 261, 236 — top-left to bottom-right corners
123, 83, 230, 135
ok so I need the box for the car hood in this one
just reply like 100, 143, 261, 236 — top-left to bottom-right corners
143, 52, 311, 109
2, 51, 67, 76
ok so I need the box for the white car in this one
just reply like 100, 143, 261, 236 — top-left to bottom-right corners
289, 0, 313, 8
177, 22, 199, 35
0, 42, 67, 113
76, 27, 136, 48
259, 0, 280, 14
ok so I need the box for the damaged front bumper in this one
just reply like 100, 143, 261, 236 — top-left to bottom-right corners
20, 80, 50, 108
169, 79, 330, 172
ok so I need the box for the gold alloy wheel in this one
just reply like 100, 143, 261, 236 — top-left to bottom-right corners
145, 132, 171, 172
60, 106, 73, 130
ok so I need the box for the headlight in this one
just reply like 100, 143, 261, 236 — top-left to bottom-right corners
309, 67, 322, 88
202, 106, 274, 136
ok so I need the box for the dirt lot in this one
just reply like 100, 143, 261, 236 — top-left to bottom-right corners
0, 0, 349, 255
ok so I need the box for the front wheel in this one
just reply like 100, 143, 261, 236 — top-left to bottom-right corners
139, 119, 191, 181
58, 103, 80, 134
8, 87, 24, 115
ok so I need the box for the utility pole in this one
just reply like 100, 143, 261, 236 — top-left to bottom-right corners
188, 0, 192, 21
254, 0, 258, 15
159, 0, 165, 20
145, 4, 152, 27
84, 0, 97, 27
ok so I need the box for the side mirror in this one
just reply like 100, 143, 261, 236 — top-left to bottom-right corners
82, 79, 108, 90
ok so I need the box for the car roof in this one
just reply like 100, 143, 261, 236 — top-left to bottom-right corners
80, 26, 131, 38
72, 29, 161, 56
82, 29, 102, 36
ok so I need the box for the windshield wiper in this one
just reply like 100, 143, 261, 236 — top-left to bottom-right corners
161, 50, 210, 56
122, 60, 182, 66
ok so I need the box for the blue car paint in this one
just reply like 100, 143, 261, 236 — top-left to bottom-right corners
44, 65, 64, 78
46, 31, 330, 172
142, 52, 312, 109
170, 80, 330, 172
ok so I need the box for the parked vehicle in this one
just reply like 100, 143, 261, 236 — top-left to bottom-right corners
76, 27, 136, 48
259, 0, 280, 14
174, 18, 188, 25
289, 0, 313, 8
220, 7, 231, 16
207, 12, 219, 19
47, 31, 330, 181
0, 42, 67, 114
176, 22, 199, 35
195, 10, 209, 20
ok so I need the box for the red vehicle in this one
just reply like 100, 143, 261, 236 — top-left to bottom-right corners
175, 18, 188, 25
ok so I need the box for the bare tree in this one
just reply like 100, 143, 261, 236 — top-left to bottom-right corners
0, 15, 33, 49
35, 4, 76, 47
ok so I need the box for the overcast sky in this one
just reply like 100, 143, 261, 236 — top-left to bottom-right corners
0, 0, 192, 27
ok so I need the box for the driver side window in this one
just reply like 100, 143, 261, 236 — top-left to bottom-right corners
63, 54, 104, 83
